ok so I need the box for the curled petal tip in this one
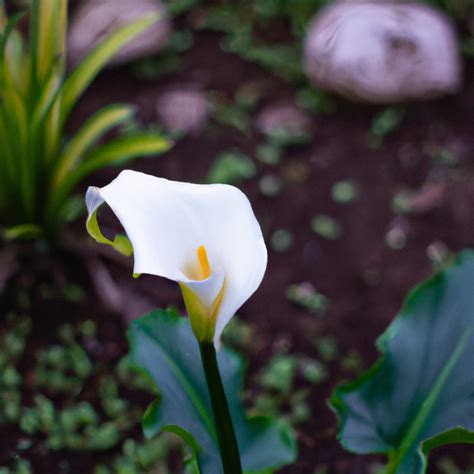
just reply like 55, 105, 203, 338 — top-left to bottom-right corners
85, 186, 103, 214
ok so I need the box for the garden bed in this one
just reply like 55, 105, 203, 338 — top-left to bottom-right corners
1, 19, 474, 474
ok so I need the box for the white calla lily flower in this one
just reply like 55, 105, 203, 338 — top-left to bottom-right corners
85, 170, 267, 344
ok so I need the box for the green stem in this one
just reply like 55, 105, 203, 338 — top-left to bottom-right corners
199, 342, 243, 474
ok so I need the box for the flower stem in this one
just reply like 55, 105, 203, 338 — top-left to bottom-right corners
199, 342, 243, 474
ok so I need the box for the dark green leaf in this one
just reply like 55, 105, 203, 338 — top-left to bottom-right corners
331, 251, 474, 473
128, 309, 296, 474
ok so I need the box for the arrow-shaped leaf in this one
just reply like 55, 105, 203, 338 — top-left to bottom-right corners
331, 251, 474, 473
128, 308, 296, 474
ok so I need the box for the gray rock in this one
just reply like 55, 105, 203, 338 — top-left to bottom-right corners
156, 89, 209, 135
304, 1, 462, 103
68, 0, 171, 67
256, 102, 312, 138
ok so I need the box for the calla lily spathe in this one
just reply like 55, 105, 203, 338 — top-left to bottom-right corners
86, 170, 267, 344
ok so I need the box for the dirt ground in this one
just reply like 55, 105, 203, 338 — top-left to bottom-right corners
1, 28, 474, 473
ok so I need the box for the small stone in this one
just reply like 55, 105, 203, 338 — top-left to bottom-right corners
385, 227, 406, 250
156, 89, 209, 135
426, 241, 450, 265
256, 102, 312, 143
304, 1, 461, 103
385, 217, 410, 250
68, 0, 171, 67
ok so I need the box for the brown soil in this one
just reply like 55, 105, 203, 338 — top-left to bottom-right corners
2, 29, 474, 473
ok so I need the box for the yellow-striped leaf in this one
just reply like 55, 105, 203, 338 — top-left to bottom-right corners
30, 0, 66, 85
47, 132, 170, 221
71, 133, 171, 183
30, 65, 63, 133
53, 104, 136, 186
59, 13, 159, 126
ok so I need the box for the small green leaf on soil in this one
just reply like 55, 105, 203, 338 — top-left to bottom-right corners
256, 143, 283, 165
433, 147, 460, 167
62, 284, 86, 303
331, 180, 359, 204
392, 191, 412, 214
296, 87, 337, 114
221, 317, 253, 352
206, 151, 256, 185
339, 350, 364, 373
286, 283, 330, 314
369, 107, 405, 148
311, 214, 342, 240
315, 336, 339, 362
271, 229, 294, 252
259, 174, 283, 197
299, 358, 328, 384
259, 355, 297, 394
211, 101, 252, 135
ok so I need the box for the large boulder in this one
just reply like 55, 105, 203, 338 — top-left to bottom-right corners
68, 0, 171, 67
304, 1, 462, 103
